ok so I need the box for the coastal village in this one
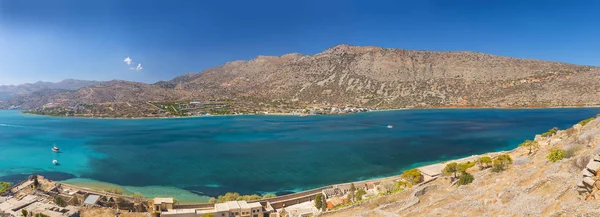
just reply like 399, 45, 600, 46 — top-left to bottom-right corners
25, 99, 378, 118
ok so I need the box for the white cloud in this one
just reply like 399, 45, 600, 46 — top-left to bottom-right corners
124, 57, 132, 65
136, 63, 143, 71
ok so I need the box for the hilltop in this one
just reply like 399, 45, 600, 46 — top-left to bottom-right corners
323, 116, 600, 216
2, 45, 600, 117
0, 79, 101, 101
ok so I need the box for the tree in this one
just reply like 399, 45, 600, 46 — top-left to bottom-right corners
477, 156, 492, 169
457, 161, 475, 174
355, 189, 367, 201
347, 183, 356, 202
208, 197, 217, 204
547, 149, 565, 162
202, 214, 215, 217
314, 194, 323, 210
457, 173, 474, 186
321, 194, 327, 211
442, 162, 458, 179
22, 209, 28, 217
32, 175, 39, 189
401, 169, 423, 185
519, 140, 540, 155
491, 154, 513, 173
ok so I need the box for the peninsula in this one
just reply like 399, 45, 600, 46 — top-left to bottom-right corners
2, 45, 600, 118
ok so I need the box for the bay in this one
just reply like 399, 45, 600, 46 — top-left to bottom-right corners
0, 108, 598, 202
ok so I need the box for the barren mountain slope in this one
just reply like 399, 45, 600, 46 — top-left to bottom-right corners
3, 45, 600, 117
180, 44, 599, 107
323, 116, 600, 217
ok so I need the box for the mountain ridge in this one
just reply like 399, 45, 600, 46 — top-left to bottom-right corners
2, 45, 600, 117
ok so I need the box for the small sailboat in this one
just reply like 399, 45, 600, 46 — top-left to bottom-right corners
52, 143, 60, 153
387, 124, 393, 129
52, 159, 58, 165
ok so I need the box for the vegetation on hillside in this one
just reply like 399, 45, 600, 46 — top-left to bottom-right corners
208, 192, 276, 203
519, 140, 540, 154
401, 169, 423, 185
492, 154, 513, 172
0, 182, 10, 194
578, 117, 595, 126
547, 149, 565, 162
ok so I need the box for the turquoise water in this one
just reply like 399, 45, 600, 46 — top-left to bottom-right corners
0, 109, 598, 201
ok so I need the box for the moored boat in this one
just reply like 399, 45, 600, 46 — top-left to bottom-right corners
52, 143, 60, 152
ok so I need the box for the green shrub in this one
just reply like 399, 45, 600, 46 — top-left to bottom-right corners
355, 189, 367, 201
477, 156, 492, 169
22, 209, 28, 217
0, 182, 10, 194
578, 117, 595, 126
547, 149, 565, 162
541, 127, 558, 137
519, 140, 540, 154
457, 161, 475, 173
202, 214, 215, 217
401, 168, 423, 185
491, 154, 512, 173
491, 163, 505, 173
457, 173, 474, 186
442, 162, 458, 178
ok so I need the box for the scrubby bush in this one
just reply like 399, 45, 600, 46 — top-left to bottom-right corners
401, 168, 423, 185
442, 162, 458, 178
491, 163, 505, 173
519, 140, 540, 154
542, 127, 558, 137
547, 149, 565, 162
491, 154, 513, 173
477, 156, 492, 169
22, 209, 28, 217
457, 161, 475, 175
578, 117, 595, 127
355, 189, 367, 201
457, 173, 474, 186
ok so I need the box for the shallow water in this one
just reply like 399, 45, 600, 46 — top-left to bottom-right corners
0, 109, 598, 202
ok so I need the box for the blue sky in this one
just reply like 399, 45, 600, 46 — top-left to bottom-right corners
1, 0, 599, 85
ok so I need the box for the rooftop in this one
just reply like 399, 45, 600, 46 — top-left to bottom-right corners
153, 197, 174, 205
214, 201, 262, 212
418, 163, 447, 177
83, 195, 100, 206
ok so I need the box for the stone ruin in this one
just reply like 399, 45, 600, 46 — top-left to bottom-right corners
577, 154, 600, 199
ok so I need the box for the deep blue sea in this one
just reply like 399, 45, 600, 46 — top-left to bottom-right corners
0, 109, 598, 202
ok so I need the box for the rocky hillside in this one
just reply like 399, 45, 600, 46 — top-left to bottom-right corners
323, 116, 600, 217
0, 79, 100, 101
3, 45, 600, 117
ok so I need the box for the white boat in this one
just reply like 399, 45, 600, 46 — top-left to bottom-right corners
52, 160, 58, 165
52, 143, 60, 152
387, 125, 393, 129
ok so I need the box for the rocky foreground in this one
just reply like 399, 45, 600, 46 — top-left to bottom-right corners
324, 115, 600, 217
2, 45, 600, 117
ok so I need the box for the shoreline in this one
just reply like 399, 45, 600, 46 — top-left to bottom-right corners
55, 146, 516, 204
13, 104, 600, 120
